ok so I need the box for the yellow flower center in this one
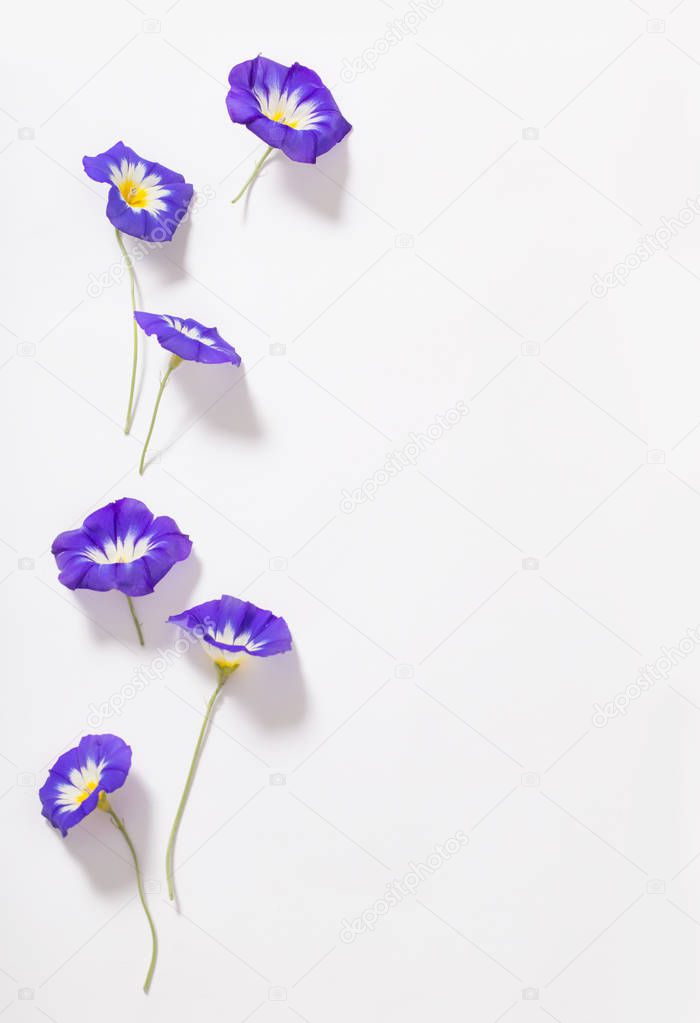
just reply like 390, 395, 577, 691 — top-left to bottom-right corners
119, 177, 150, 208
214, 657, 242, 671
76, 780, 98, 804
271, 110, 298, 128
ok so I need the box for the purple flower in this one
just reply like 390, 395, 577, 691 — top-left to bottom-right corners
133, 313, 241, 475
169, 594, 292, 668
39, 734, 132, 836
165, 595, 291, 901
52, 497, 192, 597
226, 56, 351, 202
83, 141, 193, 243
134, 312, 241, 366
51, 498, 192, 644
39, 734, 158, 993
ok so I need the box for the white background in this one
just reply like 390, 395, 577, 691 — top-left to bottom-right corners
2, 0, 700, 1019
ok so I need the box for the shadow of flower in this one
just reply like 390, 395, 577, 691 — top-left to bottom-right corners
279, 141, 350, 219
229, 647, 307, 729
56, 771, 153, 896
72, 551, 201, 651
173, 361, 264, 441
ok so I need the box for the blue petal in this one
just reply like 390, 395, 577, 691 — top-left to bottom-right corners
83, 141, 189, 186
135, 311, 241, 365
169, 595, 292, 658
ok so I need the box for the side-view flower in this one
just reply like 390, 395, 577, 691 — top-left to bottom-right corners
165, 595, 292, 901
226, 56, 352, 203
133, 311, 241, 475
51, 497, 192, 645
39, 734, 158, 993
83, 141, 194, 433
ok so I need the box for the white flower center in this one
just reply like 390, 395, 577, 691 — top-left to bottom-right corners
110, 159, 170, 214
162, 316, 203, 340
55, 758, 105, 812
84, 534, 152, 564
254, 86, 321, 131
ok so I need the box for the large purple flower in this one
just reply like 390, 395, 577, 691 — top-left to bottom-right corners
169, 594, 292, 668
39, 733, 132, 836
134, 312, 241, 366
226, 56, 351, 202
83, 141, 193, 243
51, 498, 192, 644
39, 734, 158, 992
226, 57, 351, 163
52, 497, 191, 597
164, 595, 291, 902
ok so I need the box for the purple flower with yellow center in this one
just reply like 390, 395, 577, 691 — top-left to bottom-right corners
133, 311, 241, 475
40, 734, 132, 835
51, 497, 192, 645
164, 596, 292, 901
83, 141, 194, 434
83, 141, 193, 242
39, 734, 157, 992
226, 56, 352, 203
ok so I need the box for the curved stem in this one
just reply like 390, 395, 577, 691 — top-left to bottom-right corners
139, 356, 181, 475
166, 664, 236, 900
126, 594, 145, 646
106, 805, 158, 993
231, 146, 274, 205
115, 229, 139, 434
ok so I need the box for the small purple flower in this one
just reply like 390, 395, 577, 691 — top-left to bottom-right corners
165, 595, 291, 901
83, 141, 193, 243
39, 734, 157, 992
169, 594, 292, 668
39, 733, 132, 836
134, 313, 241, 475
226, 56, 352, 202
51, 497, 192, 644
134, 312, 241, 366
83, 141, 194, 433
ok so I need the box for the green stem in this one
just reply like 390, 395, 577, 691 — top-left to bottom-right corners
115, 229, 139, 434
106, 804, 158, 994
231, 146, 274, 205
166, 664, 236, 901
126, 594, 145, 646
139, 356, 181, 475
